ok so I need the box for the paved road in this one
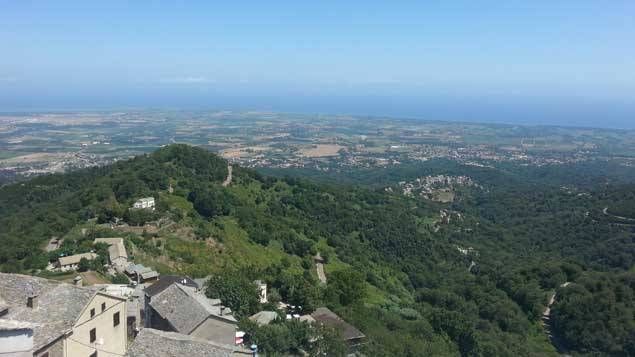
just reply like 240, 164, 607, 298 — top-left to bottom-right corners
222, 165, 232, 187
603, 207, 635, 221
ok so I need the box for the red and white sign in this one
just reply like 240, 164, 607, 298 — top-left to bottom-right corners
235, 331, 245, 345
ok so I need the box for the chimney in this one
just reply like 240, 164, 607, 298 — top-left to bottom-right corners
27, 293, 38, 309
74, 275, 83, 287
220, 306, 225, 316
26, 284, 38, 309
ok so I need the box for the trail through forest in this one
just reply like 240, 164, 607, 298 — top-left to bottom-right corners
542, 282, 571, 356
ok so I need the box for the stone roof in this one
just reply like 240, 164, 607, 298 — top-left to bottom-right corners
141, 271, 160, 280
0, 297, 8, 316
145, 276, 199, 297
94, 237, 128, 260
193, 276, 211, 289
58, 252, 97, 266
311, 307, 365, 341
149, 284, 236, 334
126, 329, 234, 357
299, 314, 315, 323
0, 273, 98, 351
249, 311, 278, 326
126, 263, 152, 275
136, 197, 155, 203
0, 319, 38, 331
180, 285, 236, 323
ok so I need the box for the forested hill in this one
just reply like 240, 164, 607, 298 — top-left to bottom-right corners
1, 144, 633, 356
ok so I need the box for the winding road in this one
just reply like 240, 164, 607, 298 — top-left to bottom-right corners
603, 207, 635, 221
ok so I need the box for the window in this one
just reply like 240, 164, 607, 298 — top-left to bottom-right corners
90, 308, 95, 318
113, 311, 120, 327
89, 351, 97, 357
101, 302, 106, 312
89, 328, 96, 343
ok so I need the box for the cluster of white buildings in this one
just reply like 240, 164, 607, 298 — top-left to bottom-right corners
397, 174, 479, 198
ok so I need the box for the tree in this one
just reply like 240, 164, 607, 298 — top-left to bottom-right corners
307, 324, 347, 357
238, 318, 346, 356
111, 273, 129, 284
326, 268, 367, 306
189, 186, 235, 218
124, 208, 158, 226
205, 271, 260, 318
78, 257, 90, 272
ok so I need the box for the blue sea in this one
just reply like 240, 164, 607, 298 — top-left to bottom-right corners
1, 91, 633, 130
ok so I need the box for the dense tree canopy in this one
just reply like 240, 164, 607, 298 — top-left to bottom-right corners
1, 144, 634, 356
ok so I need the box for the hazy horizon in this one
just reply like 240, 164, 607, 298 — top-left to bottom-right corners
2, 1, 634, 129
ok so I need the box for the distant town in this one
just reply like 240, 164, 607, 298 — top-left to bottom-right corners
1, 111, 634, 183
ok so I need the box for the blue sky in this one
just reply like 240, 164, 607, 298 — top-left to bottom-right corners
1, 1, 634, 128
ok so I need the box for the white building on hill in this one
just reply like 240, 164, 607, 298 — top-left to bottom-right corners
133, 197, 155, 210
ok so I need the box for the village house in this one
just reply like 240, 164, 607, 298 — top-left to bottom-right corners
144, 275, 199, 296
132, 197, 155, 210
91, 283, 143, 338
57, 252, 98, 272
310, 307, 366, 349
125, 264, 159, 283
0, 273, 127, 357
94, 238, 128, 271
144, 281, 238, 346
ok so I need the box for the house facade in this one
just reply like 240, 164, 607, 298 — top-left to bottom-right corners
0, 273, 127, 357
64, 291, 127, 357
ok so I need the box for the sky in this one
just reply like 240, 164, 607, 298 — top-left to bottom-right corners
1, 1, 634, 128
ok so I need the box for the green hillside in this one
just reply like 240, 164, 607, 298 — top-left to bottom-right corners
1, 144, 633, 356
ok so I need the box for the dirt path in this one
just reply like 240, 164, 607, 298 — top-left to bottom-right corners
542, 282, 571, 355
316, 262, 327, 284
222, 165, 232, 187
314, 252, 327, 284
